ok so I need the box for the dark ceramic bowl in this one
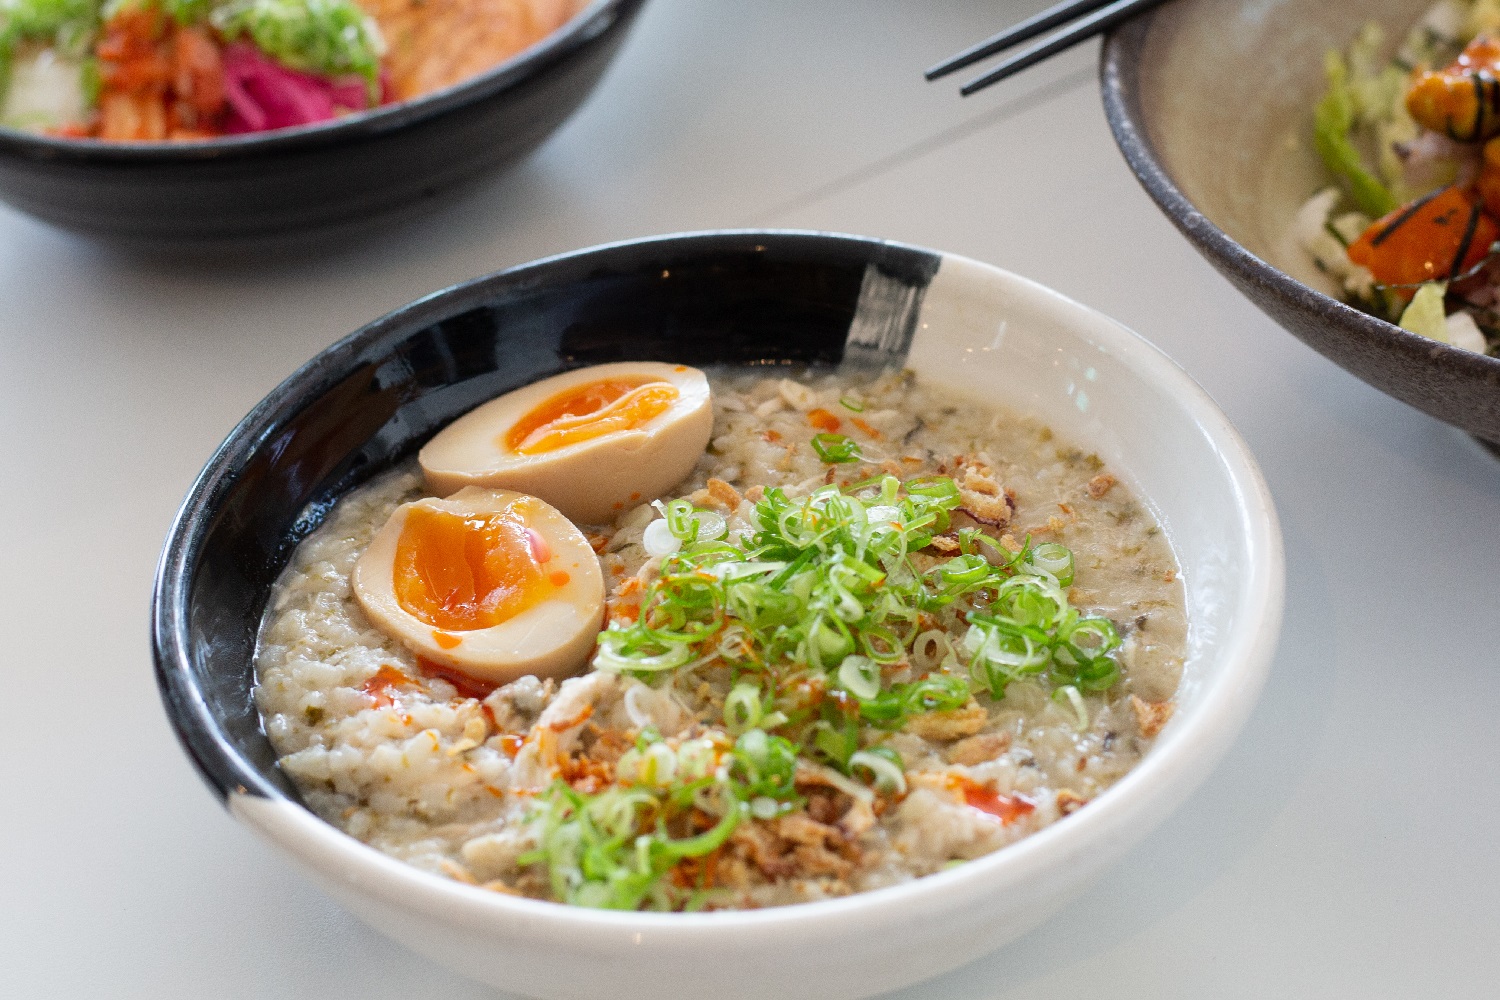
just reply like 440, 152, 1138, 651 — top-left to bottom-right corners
1101, 0, 1500, 446
0, 0, 644, 240
150, 229, 1281, 998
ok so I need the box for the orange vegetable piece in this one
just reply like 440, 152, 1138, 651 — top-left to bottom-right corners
1477, 138, 1500, 220
1406, 35, 1500, 142
1346, 186, 1499, 286
807, 408, 841, 433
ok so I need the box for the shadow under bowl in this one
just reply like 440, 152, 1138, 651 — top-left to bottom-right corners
0, 0, 645, 241
1101, 0, 1500, 445
152, 230, 1282, 999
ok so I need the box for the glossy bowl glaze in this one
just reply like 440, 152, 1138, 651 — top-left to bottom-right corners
0, 0, 644, 240
152, 231, 1283, 1000
1101, 0, 1500, 445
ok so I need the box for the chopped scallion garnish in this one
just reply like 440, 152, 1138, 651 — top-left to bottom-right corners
810, 433, 861, 464
551, 471, 1124, 908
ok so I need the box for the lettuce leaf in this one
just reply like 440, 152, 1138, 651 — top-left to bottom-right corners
1314, 48, 1398, 218
0, 0, 99, 105
1398, 281, 1450, 342
213, 0, 382, 92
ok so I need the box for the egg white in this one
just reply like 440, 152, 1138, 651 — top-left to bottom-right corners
352, 487, 604, 685
418, 362, 713, 523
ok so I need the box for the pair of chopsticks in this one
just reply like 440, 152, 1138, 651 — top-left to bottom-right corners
925, 0, 1173, 95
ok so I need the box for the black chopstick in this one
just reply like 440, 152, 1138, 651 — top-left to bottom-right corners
924, 0, 1114, 81
926, 0, 1174, 97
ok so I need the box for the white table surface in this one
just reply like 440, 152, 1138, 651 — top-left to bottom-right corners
4, 1, 1498, 996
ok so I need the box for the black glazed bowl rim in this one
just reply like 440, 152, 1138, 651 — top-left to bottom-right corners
0, 0, 639, 163
1098, 12, 1500, 403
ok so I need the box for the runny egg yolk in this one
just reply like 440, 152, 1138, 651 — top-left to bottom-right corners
502, 377, 679, 455
392, 501, 555, 631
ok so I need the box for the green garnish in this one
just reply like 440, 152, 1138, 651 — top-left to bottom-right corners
964, 575, 1122, 698
527, 473, 1125, 910
212, 0, 383, 91
0, 0, 99, 102
838, 394, 864, 412
519, 729, 799, 911
1314, 47, 1397, 217
854, 673, 971, 727
810, 432, 860, 464
596, 474, 1122, 766
148, 0, 216, 24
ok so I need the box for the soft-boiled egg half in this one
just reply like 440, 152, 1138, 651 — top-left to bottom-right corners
419, 362, 713, 524
352, 487, 605, 685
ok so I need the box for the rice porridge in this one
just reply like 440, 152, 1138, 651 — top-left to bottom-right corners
253, 367, 1186, 910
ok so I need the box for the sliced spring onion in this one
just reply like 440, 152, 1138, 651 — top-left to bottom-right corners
811, 433, 861, 463
911, 629, 953, 671
1027, 541, 1075, 586
837, 654, 882, 700
594, 471, 1119, 767
838, 394, 865, 412
849, 749, 906, 794
723, 682, 763, 733
1052, 684, 1089, 731
642, 518, 682, 557
664, 498, 697, 540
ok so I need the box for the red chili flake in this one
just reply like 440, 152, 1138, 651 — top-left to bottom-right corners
416, 657, 497, 700
360, 665, 414, 707
957, 778, 1036, 825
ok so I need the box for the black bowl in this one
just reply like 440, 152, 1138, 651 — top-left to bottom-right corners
0, 0, 645, 240
151, 230, 942, 801
1101, 0, 1500, 446
148, 231, 1284, 997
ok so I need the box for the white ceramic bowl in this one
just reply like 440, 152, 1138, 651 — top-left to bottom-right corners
154, 232, 1283, 1000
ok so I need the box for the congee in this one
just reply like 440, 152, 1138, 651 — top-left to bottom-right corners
253, 364, 1187, 911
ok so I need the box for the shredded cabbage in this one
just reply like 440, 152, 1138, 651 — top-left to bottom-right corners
1398, 282, 1451, 342
0, 0, 98, 103
0, 46, 86, 127
1314, 47, 1397, 218
1445, 309, 1490, 352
